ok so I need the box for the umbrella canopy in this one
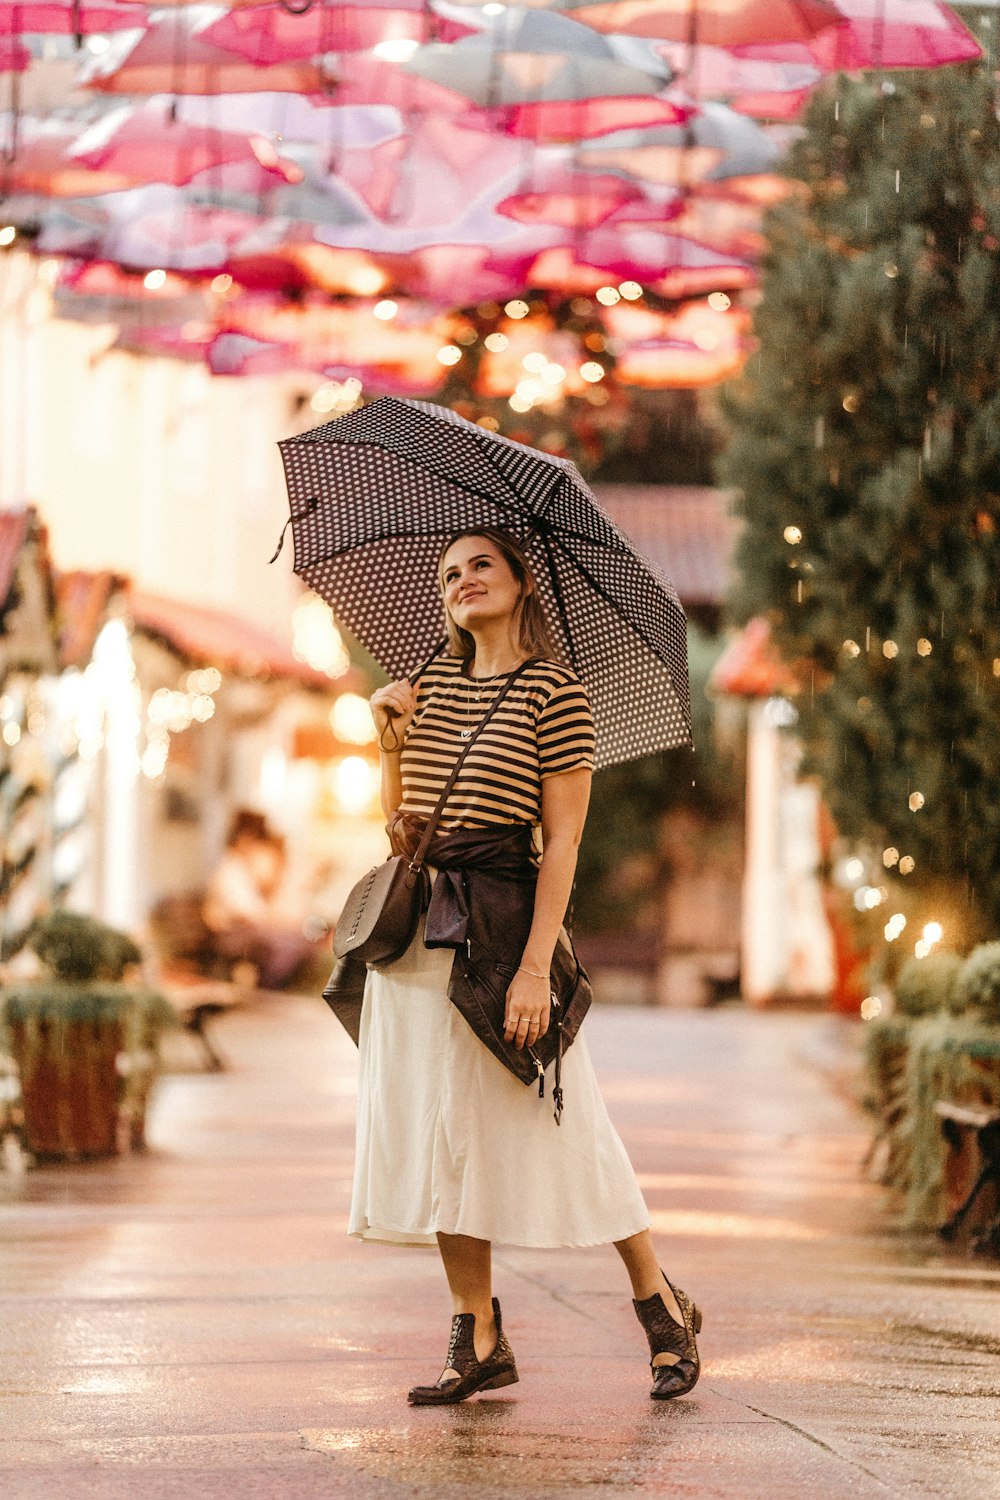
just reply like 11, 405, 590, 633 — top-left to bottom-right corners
278, 396, 691, 767
735, 0, 983, 70
444, 0, 844, 48
402, 14, 669, 108
573, 0, 844, 45
0, 0, 147, 35
68, 98, 299, 188
199, 1, 472, 64
577, 102, 779, 185
0, 35, 28, 71
79, 6, 332, 94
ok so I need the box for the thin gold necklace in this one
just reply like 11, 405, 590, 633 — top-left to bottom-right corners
460, 666, 508, 740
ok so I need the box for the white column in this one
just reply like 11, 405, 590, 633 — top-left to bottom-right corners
741, 700, 784, 1005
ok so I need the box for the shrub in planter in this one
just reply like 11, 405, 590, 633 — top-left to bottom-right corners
26, 911, 142, 983
954, 942, 1000, 1026
0, 914, 173, 1161
895, 952, 964, 1018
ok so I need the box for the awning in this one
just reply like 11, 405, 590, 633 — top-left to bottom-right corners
127, 589, 334, 691
0, 510, 32, 622
709, 617, 800, 698
594, 484, 739, 608
56, 569, 124, 670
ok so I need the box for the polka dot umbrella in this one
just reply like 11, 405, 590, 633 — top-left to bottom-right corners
277, 396, 691, 768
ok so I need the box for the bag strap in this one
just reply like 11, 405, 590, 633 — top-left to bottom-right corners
407, 657, 537, 872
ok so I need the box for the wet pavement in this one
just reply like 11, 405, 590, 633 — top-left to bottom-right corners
2, 998, 999, 1499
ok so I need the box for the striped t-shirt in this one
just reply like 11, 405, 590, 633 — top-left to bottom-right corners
399, 655, 595, 830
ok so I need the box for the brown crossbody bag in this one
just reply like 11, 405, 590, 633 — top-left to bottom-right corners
332, 658, 537, 968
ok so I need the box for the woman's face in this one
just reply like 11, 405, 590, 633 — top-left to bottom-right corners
441, 536, 522, 634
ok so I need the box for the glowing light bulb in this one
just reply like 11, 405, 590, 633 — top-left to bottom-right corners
579, 362, 605, 383
595, 286, 620, 306
784, 526, 802, 544
708, 291, 731, 311
373, 299, 398, 321
143, 269, 167, 290
505, 300, 530, 319
437, 345, 462, 366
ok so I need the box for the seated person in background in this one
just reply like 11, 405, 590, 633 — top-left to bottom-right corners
203, 808, 316, 991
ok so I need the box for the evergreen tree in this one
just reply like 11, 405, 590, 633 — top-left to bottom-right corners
720, 36, 1000, 940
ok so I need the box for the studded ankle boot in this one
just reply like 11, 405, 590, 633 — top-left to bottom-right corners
632, 1273, 702, 1400
408, 1296, 519, 1406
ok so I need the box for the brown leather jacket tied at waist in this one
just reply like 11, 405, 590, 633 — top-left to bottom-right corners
322, 812, 592, 1120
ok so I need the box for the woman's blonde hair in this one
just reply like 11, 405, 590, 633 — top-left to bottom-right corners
437, 527, 561, 664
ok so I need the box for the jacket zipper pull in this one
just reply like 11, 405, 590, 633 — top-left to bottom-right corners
531, 1054, 544, 1098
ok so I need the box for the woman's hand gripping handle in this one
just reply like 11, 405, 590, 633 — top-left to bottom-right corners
370, 679, 416, 754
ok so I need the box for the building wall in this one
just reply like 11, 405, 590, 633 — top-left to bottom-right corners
0, 253, 306, 641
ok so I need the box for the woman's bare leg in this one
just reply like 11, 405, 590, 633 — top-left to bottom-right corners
436, 1232, 497, 1365
614, 1229, 684, 1366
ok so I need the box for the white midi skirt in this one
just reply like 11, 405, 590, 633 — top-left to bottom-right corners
348, 918, 651, 1249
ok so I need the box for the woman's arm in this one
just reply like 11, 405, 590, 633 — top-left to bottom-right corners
503, 766, 592, 1051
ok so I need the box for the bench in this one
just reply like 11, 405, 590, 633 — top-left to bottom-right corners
147, 893, 256, 1071
934, 1101, 1000, 1253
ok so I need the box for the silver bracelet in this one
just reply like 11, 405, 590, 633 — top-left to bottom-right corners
517, 965, 548, 980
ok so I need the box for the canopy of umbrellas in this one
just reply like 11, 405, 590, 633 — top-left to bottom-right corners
0, 0, 984, 416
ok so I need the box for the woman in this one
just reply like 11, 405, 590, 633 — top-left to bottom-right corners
354, 526, 701, 1405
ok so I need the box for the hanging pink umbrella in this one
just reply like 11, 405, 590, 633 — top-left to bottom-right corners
496, 166, 648, 229
461, 93, 688, 140
68, 99, 299, 187
526, 224, 752, 287
402, 11, 687, 140
658, 37, 821, 99
0, 114, 134, 195
535, 0, 846, 47
734, 0, 982, 70
200, 1, 473, 65
0, 0, 147, 36
728, 85, 813, 119
79, 9, 333, 95
0, 35, 28, 71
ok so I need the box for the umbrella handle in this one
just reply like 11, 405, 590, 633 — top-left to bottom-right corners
268, 497, 318, 564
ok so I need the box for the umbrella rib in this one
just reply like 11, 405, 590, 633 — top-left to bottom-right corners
546, 530, 688, 698
541, 508, 580, 673
472, 429, 562, 511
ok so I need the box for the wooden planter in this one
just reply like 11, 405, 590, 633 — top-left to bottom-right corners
1, 985, 172, 1162
9, 1013, 123, 1159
